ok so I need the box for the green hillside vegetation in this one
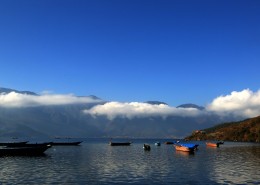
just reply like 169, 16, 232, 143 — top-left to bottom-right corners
185, 116, 260, 142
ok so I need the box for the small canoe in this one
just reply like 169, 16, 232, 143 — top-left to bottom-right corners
206, 142, 220, 147
0, 141, 28, 146
143, 144, 151, 151
6, 142, 53, 148
51, 141, 82, 146
174, 143, 197, 152
164, 141, 174, 145
174, 145, 194, 152
109, 142, 131, 146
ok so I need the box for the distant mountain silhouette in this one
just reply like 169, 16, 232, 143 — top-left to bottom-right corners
0, 87, 244, 138
145, 101, 168, 105
177, 103, 205, 110
0, 87, 38, 95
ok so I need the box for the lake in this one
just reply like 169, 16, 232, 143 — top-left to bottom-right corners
0, 139, 259, 185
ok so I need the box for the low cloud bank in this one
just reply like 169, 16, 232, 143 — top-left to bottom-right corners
83, 102, 203, 120
207, 89, 260, 118
0, 92, 102, 107
1, 89, 259, 119
84, 89, 260, 120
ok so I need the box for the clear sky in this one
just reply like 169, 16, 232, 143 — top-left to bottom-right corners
0, 0, 259, 106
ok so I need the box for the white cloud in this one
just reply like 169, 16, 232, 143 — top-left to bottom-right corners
0, 92, 102, 107
2, 88, 259, 119
206, 89, 260, 117
83, 101, 203, 120
84, 89, 260, 120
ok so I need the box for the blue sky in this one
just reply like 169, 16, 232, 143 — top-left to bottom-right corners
0, 0, 259, 106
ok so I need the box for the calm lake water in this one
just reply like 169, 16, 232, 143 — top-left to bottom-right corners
0, 139, 259, 185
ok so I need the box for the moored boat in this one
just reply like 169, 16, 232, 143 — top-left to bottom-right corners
174, 143, 197, 152
0, 145, 52, 156
0, 141, 28, 146
109, 142, 131, 146
206, 142, 220, 147
143, 144, 151, 151
164, 141, 174, 145
6, 142, 53, 148
51, 141, 82, 146
155, 142, 161, 146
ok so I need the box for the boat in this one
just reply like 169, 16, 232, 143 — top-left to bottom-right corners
109, 142, 131, 146
155, 142, 161, 146
164, 141, 174, 145
6, 142, 53, 148
51, 141, 82, 146
0, 141, 28, 146
0, 145, 52, 156
173, 143, 197, 152
143, 144, 151, 151
206, 142, 220, 147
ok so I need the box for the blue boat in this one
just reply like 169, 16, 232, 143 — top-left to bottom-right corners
174, 143, 199, 151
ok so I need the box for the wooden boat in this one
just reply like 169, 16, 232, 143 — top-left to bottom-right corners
164, 141, 174, 145
51, 141, 82, 146
0, 145, 52, 156
109, 142, 131, 146
206, 142, 220, 147
0, 141, 28, 146
174, 143, 197, 152
143, 144, 151, 151
6, 142, 52, 148
155, 142, 161, 146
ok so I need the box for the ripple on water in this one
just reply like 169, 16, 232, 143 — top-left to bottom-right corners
0, 140, 259, 185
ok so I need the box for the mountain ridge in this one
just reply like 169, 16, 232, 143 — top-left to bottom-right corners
0, 87, 38, 95
0, 87, 245, 138
185, 116, 260, 142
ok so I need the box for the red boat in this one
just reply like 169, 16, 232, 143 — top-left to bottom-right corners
206, 142, 220, 147
174, 144, 196, 152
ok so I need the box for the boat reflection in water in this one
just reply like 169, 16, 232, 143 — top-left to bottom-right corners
0, 139, 259, 185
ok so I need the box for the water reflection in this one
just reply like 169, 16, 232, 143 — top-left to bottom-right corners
89, 144, 174, 184
0, 140, 259, 184
210, 145, 260, 184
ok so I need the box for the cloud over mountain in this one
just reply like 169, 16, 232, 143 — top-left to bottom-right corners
84, 89, 260, 120
0, 92, 102, 107
1, 88, 259, 120
0, 87, 259, 138
207, 89, 260, 117
83, 101, 204, 120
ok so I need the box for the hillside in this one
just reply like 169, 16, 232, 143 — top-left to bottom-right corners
185, 116, 260, 142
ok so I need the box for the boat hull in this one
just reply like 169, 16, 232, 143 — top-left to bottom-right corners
155, 142, 161, 146
51, 141, 82, 146
206, 142, 219, 147
0, 141, 28, 147
0, 145, 51, 156
109, 142, 131, 146
143, 144, 151, 151
174, 145, 195, 152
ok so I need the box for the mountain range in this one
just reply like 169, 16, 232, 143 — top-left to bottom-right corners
0, 87, 246, 139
